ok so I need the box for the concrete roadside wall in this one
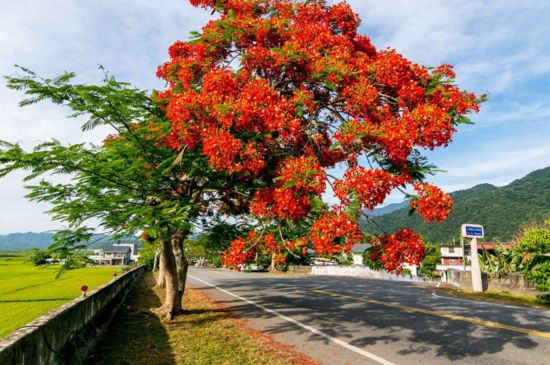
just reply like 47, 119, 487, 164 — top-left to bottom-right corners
445, 269, 541, 296
0, 265, 145, 365
311, 265, 436, 284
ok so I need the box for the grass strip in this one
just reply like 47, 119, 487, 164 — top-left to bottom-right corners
434, 287, 550, 309
87, 272, 318, 365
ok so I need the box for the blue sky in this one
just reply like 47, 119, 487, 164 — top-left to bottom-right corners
1, 0, 549, 233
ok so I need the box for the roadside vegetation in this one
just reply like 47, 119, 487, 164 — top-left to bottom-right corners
87, 273, 317, 365
477, 220, 550, 294
0, 255, 117, 338
418, 242, 442, 278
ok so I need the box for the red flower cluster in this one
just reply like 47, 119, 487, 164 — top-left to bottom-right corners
222, 235, 257, 269
309, 211, 362, 257
250, 187, 312, 220
411, 183, 454, 223
334, 167, 406, 211
222, 231, 293, 269
277, 156, 326, 195
367, 228, 425, 274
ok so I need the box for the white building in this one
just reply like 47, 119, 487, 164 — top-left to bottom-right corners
113, 243, 139, 261
88, 244, 132, 266
436, 244, 469, 272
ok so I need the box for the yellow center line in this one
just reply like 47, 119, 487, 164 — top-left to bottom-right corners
311, 289, 550, 339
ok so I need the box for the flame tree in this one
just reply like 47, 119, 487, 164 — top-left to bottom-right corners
157, 0, 483, 271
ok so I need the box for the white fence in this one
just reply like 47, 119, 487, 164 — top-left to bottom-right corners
311, 265, 436, 284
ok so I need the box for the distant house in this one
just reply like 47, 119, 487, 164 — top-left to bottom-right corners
89, 245, 131, 266
113, 242, 139, 261
307, 244, 373, 266
307, 248, 337, 266
351, 243, 371, 266
437, 244, 467, 271
436, 242, 513, 272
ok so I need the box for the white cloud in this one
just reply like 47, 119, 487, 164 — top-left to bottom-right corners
0, 0, 211, 233
348, 0, 550, 94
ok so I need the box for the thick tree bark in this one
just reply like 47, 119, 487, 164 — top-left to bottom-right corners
171, 230, 190, 303
156, 251, 166, 288
160, 238, 181, 320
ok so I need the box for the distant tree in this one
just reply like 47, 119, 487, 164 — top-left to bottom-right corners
138, 241, 158, 271
418, 242, 441, 278
28, 248, 50, 266
188, 223, 241, 264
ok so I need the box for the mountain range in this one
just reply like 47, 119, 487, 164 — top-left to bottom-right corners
0, 232, 137, 251
362, 166, 550, 243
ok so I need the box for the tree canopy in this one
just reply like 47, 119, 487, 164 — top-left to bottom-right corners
157, 0, 482, 272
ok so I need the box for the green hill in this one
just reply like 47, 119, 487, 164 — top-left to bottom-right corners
361, 166, 550, 243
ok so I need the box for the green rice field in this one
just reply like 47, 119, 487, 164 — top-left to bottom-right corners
0, 255, 118, 339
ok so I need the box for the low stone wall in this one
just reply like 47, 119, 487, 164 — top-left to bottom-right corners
287, 265, 312, 274
0, 265, 145, 365
444, 269, 541, 296
311, 265, 436, 284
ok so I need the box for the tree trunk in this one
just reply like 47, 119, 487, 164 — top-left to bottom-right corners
171, 230, 190, 302
153, 248, 160, 272
160, 238, 181, 320
270, 255, 275, 272
156, 251, 166, 288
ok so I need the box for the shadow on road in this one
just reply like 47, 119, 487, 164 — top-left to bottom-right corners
194, 273, 547, 362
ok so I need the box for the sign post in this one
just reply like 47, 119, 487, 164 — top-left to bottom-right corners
461, 224, 484, 293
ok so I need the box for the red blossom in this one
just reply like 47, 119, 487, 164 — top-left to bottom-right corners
309, 211, 362, 257
334, 167, 407, 211
277, 156, 326, 195
411, 183, 454, 223
367, 228, 425, 274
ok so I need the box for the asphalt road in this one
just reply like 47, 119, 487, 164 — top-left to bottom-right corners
187, 268, 550, 365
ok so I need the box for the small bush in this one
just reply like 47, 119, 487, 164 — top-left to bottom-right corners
337, 252, 354, 266
138, 242, 157, 271
419, 242, 441, 278
512, 223, 550, 292
28, 249, 50, 266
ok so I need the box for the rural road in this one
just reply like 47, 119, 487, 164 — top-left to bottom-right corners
187, 268, 550, 365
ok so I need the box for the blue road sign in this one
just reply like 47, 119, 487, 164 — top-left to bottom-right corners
465, 226, 483, 237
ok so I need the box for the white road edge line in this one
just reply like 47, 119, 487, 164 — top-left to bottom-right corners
188, 274, 397, 365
